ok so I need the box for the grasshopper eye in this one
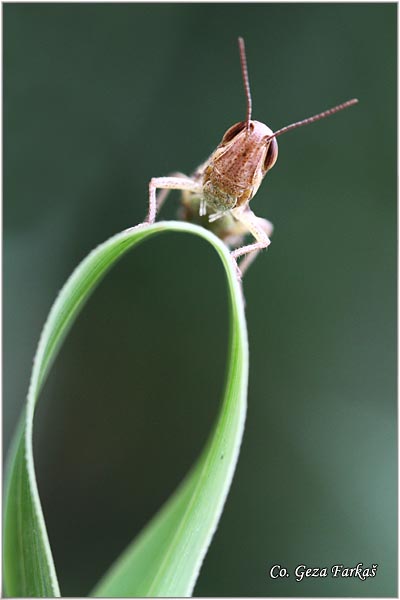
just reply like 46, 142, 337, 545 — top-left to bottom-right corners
221, 121, 247, 145
263, 137, 278, 172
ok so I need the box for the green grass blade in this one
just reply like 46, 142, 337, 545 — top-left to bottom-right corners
4, 221, 248, 597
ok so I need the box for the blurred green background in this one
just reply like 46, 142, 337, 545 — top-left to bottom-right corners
4, 3, 396, 597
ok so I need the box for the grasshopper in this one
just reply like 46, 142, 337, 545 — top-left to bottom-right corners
146, 37, 358, 278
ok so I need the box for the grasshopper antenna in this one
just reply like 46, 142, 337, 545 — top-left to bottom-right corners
238, 37, 252, 130
266, 98, 359, 141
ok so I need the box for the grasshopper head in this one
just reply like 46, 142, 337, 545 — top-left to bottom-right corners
220, 120, 279, 175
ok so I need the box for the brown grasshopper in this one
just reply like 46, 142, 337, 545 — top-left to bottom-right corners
146, 37, 358, 278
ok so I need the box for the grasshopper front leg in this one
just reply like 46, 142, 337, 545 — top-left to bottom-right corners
235, 214, 274, 275
150, 172, 188, 216
230, 207, 273, 276
147, 176, 203, 224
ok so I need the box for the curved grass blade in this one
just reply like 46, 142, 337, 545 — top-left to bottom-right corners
4, 221, 248, 597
